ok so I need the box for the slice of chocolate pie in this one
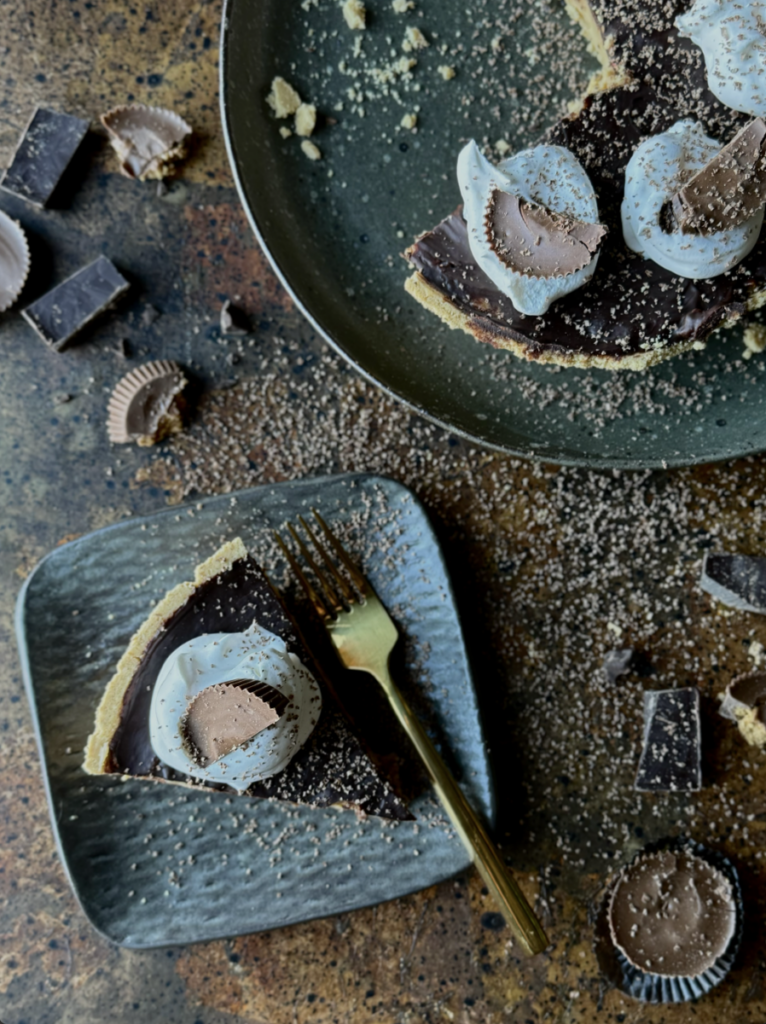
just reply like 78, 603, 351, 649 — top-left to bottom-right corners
84, 538, 411, 820
405, 0, 766, 370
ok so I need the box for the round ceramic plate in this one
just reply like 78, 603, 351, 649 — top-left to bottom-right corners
220, 0, 766, 469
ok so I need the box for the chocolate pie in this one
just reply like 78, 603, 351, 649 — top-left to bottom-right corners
84, 537, 411, 820
404, 0, 766, 370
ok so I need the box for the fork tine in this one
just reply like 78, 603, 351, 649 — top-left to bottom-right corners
273, 530, 330, 620
311, 510, 370, 596
298, 515, 356, 604
287, 522, 345, 616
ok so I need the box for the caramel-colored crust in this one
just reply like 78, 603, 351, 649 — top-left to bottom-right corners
563, 0, 631, 112
83, 537, 248, 775
405, 269, 715, 371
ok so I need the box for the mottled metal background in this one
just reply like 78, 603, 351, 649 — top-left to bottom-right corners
4, 1, 766, 1022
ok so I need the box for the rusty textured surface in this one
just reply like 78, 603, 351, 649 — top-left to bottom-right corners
4, 1, 766, 1022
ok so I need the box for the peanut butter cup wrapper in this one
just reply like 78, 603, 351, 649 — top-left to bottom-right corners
594, 838, 742, 1004
107, 359, 187, 444
101, 104, 192, 180
0, 209, 30, 312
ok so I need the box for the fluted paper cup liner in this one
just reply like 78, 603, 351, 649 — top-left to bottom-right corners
107, 359, 186, 444
0, 210, 30, 312
101, 104, 192, 180
594, 837, 742, 1004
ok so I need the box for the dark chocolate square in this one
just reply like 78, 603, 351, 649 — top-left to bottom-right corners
635, 688, 701, 793
0, 108, 90, 207
22, 256, 129, 351
701, 553, 766, 614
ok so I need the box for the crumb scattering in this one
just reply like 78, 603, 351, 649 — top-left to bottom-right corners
295, 103, 317, 137
342, 0, 366, 30
301, 139, 322, 161
402, 26, 428, 52
266, 76, 302, 118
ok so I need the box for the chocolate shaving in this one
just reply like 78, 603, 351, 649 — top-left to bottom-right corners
671, 118, 766, 235
484, 190, 606, 279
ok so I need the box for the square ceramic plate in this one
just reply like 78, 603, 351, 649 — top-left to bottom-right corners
16, 473, 493, 948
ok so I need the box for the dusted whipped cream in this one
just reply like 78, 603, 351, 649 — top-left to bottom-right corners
622, 119, 764, 277
676, 0, 766, 117
456, 140, 604, 315
149, 624, 322, 791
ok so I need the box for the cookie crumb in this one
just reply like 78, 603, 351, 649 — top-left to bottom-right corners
267, 77, 301, 118
392, 0, 413, 10
295, 103, 317, 137
402, 26, 428, 51
279, 126, 293, 139
301, 139, 322, 161
495, 139, 512, 156
743, 323, 766, 360
437, 65, 456, 80
342, 0, 366, 30
400, 113, 417, 129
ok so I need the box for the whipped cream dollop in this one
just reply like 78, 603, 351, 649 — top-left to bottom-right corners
676, 0, 766, 117
457, 139, 604, 315
149, 624, 322, 791
622, 119, 764, 278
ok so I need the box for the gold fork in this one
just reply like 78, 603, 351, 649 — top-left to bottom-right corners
275, 511, 548, 957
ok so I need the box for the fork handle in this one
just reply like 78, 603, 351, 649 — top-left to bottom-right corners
370, 662, 548, 957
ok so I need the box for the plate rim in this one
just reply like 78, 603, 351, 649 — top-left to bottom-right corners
16, 472, 496, 947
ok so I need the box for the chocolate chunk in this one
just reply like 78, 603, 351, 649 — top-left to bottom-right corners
0, 107, 89, 207
485, 191, 605, 278
603, 648, 654, 683
220, 299, 250, 335
700, 552, 766, 613
22, 255, 129, 351
671, 118, 766, 235
602, 648, 635, 683
182, 680, 288, 766
635, 688, 701, 793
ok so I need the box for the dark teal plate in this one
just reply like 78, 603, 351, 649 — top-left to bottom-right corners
16, 474, 492, 948
220, 0, 766, 469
